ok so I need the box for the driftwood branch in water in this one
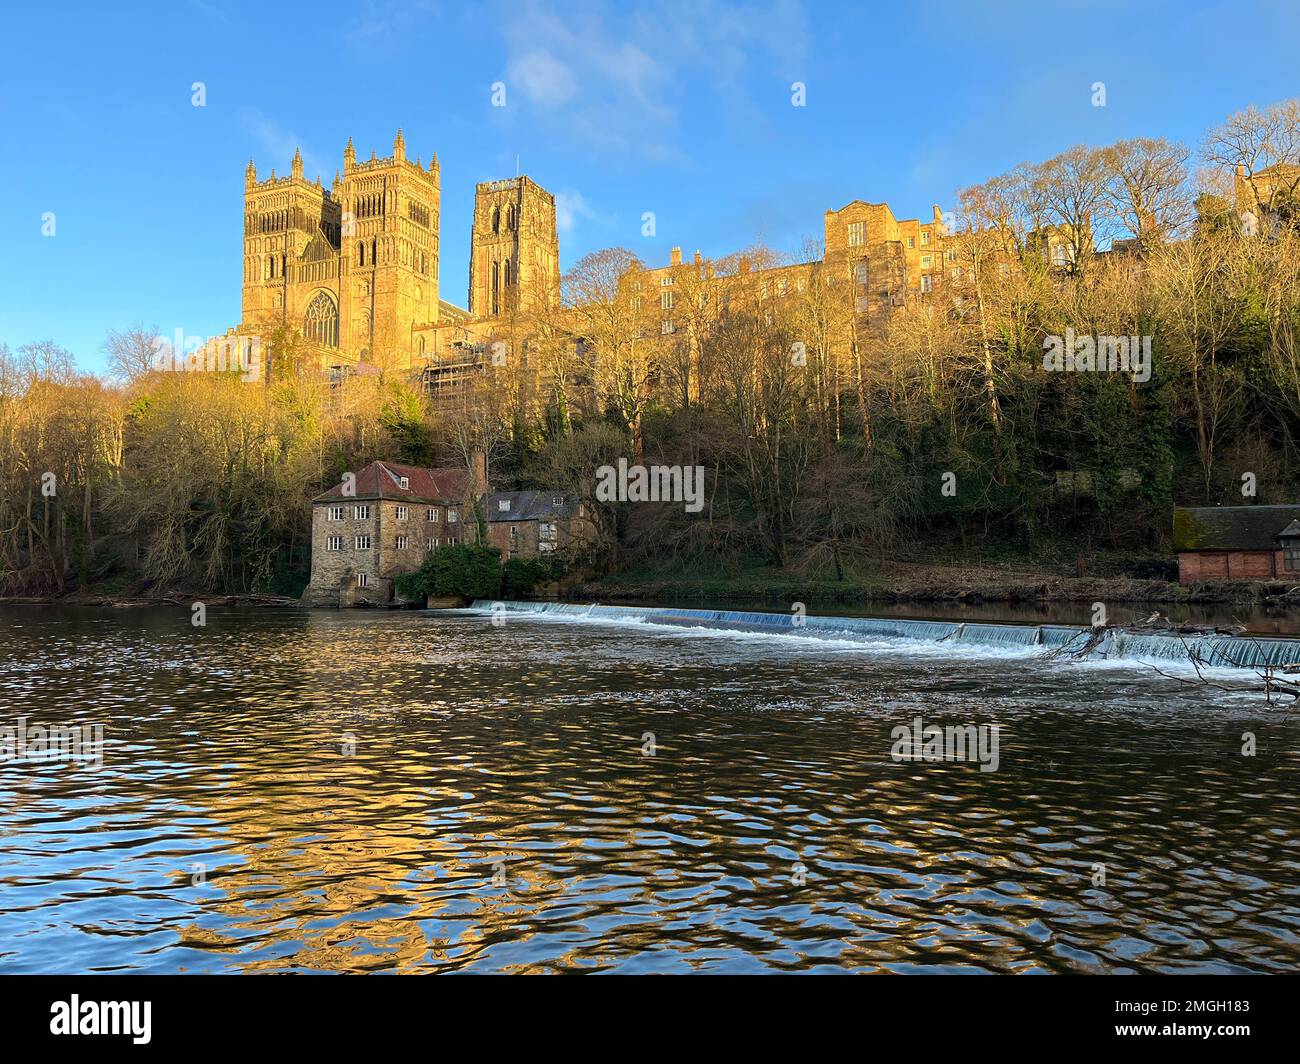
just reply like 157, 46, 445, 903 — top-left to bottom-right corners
1053, 611, 1300, 706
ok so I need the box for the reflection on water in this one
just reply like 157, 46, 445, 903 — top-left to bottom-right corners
0, 605, 1297, 974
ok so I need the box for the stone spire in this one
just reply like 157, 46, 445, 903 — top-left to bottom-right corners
291, 146, 303, 180
394, 127, 406, 161
245, 158, 257, 187
344, 136, 356, 171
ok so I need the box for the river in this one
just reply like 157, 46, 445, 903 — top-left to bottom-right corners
0, 603, 1297, 973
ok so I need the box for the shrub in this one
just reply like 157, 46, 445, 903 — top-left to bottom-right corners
502, 556, 564, 597
395, 544, 503, 601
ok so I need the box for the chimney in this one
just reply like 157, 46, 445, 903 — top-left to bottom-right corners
670, 246, 682, 266
693, 249, 702, 265
470, 446, 488, 499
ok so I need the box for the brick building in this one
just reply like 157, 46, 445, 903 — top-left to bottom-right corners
486, 491, 594, 559
1173, 505, 1300, 583
304, 455, 485, 606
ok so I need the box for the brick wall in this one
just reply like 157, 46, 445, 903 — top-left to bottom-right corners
1178, 550, 1283, 583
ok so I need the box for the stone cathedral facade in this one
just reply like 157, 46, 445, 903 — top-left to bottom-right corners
237, 130, 560, 375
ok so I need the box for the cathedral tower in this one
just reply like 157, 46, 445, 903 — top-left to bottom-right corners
468, 176, 559, 318
339, 130, 441, 365
241, 149, 343, 338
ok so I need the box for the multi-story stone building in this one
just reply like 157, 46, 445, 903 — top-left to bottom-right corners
304, 456, 485, 606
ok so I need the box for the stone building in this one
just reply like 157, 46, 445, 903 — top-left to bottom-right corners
1173, 505, 1300, 583
304, 455, 486, 606
486, 491, 594, 560
235, 132, 559, 380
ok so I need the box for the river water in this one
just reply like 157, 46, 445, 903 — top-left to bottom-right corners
1, 604, 1297, 974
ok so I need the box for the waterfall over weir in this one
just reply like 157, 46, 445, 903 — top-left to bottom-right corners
467, 600, 1300, 671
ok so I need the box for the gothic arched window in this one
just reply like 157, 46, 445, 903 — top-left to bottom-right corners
492, 207, 501, 234
304, 290, 339, 348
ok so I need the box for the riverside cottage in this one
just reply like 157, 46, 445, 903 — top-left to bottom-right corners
1173, 505, 1300, 583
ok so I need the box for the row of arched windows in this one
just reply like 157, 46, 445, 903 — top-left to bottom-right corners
256, 210, 289, 233
356, 193, 387, 219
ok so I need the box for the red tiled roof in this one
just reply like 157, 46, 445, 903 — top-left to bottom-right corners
313, 461, 470, 504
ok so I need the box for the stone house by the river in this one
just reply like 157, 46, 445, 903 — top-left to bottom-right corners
304, 454, 485, 606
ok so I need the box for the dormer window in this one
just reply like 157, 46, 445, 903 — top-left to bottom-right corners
399, 476, 409, 490
1279, 521, 1300, 571
498, 499, 511, 511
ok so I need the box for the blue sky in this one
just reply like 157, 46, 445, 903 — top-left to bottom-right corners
3, 0, 1298, 373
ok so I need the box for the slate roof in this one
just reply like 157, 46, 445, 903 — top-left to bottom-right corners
1172, 505, 1300, 551
313, 461, 469, 504
488, 490, 580, 523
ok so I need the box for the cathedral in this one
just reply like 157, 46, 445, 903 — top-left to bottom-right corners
237, 130, 560, 376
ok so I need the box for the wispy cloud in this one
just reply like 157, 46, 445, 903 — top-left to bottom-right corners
554, 189, 607, 234
241, 111, 329, 182
346, 0, 444, 61
498, 0, 809, 161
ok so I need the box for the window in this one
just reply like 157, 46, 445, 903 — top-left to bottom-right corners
661, 275, 673, 285
539, 542, 554, 553
921, 231, 931, 246
540, 522, 557, 540
448, 508, 458, 523
946, 248, 957, 262
907, 236, 915, 249
427, 537, 439, 550
447, 536, 459, 546
354, 504, 370, 520
854, 261, 867, 284
553, 495, 563, 505
498, 499, 511, 512
326, 535, 343, 551
920, 275, 933, 294
1285, 540, 1300, 571
357, 573, 369, 588
304, 291, 339, 348
509, 525, 518, 541
395, 505, 409, 520
355, 534, 371, 549
396, 535, 409, 549
951, 267, 963, 283
427, 507, 440, 522
328, 505, 344, 521
398, 477, 409, 490
661, 290, 674, 310
847, 221, 865, 247
921, 255, 933, 269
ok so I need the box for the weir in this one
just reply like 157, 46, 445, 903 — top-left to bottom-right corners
467, 600, 1300, 670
